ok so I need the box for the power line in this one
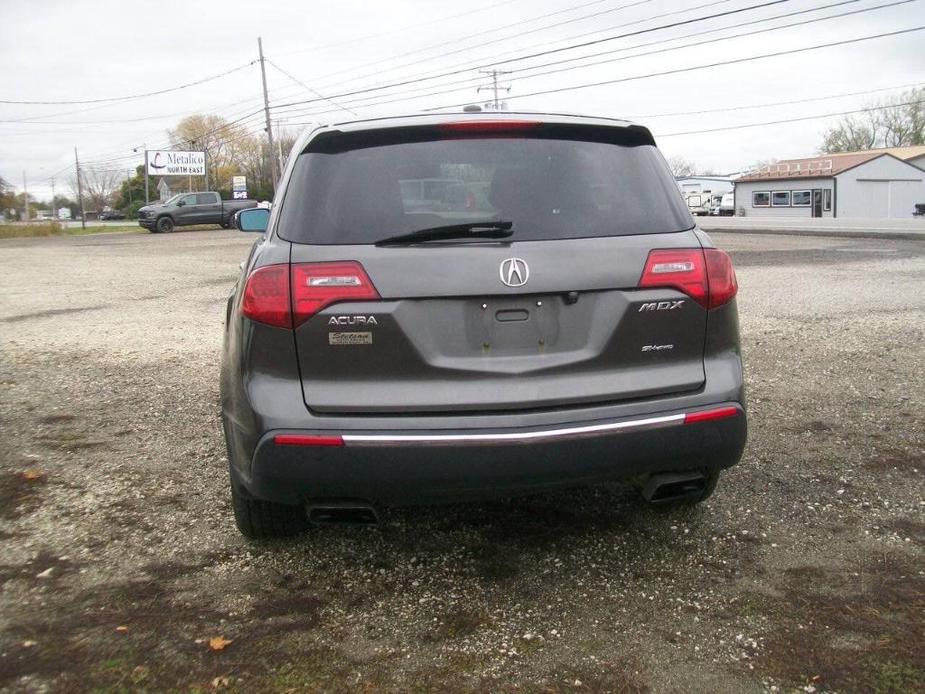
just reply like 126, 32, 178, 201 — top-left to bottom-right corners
500, 0, 868, 78
263, 0, 733, 118
274, 0, 527, 57
656, 97, 925, 137
482, 0, 915, 93
627, 81, 925, 119
270, 0, 878, 120
1, 62, 256, 105
267, 0, 796, 112
426, 25, 925, 110
300, 0, 655, 94
265, 59, 360, 116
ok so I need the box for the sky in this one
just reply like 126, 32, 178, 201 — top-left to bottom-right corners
2, 0, 924, 201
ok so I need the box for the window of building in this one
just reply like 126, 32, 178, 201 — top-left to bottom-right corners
791, 190, 811, 207
752, 191, 770, 207
771, 191, 791, 207
823, 189, 832, 211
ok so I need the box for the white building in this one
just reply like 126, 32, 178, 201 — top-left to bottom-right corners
734, 146, 925, 219
675, 175, 735, 196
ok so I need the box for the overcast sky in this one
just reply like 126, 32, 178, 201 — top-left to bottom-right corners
2, 0, 924, 200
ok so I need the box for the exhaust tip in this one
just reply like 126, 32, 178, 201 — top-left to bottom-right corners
306, 501, 380, 526
642, 472, 707, 504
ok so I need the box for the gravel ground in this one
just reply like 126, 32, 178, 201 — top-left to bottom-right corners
1, 228, 923, 693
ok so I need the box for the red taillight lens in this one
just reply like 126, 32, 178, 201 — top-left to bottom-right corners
241, 264, 291, 328
639, 249, 708, 307
274, 434, 344, 447
684, 406, 740, 424
638, 248, 737, 309
703, 248, 738, 308
241, 261, 380, 328
291, 261, 380, 326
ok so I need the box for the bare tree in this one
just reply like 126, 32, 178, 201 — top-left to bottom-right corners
820, 87, 925, 153
819, 112, 878, 153
664, 155, 697, 177
70, 168, 121, 212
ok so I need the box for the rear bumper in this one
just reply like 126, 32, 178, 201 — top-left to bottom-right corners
234, 404, 746, 505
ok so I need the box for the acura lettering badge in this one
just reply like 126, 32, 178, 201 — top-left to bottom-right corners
500, 258, 529, 287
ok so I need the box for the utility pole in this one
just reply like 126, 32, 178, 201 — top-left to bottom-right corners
126, 170, 132, 210
74, 147, 86, 230
258, 37, 278, 190
276, 119, 284, 175
50, 177, 56, 220
477, 70, 511, 111
134, 143, 148, 203
22, 171, 29, 223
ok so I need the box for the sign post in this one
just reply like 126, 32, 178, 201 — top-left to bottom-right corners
232, 175, 248, 200
144, 150, 149, 204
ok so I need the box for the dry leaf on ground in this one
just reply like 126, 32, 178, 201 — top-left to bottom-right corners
208, 636, 233, 651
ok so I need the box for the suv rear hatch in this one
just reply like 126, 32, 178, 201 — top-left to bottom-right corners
278, 119, 709, 414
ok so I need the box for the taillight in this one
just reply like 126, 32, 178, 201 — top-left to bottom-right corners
638, 248, 737, 309
241, 261, 379, 328
291, 261, 380, 326
703, 248, 738, 308
241, 264, 291, 328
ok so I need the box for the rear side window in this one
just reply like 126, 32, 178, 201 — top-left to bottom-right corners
277, 128, 692, 245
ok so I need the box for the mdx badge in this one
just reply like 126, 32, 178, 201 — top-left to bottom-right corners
500, 258, 529, 287
638, 300, 685, 312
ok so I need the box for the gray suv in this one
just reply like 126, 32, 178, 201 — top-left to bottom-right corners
220, 112, 746, 538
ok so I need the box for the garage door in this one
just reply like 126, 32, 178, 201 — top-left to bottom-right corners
853, 181, 889, 218
888, 180, 923, 218
852, 179, 925, 218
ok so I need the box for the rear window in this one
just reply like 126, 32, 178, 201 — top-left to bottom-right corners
276, 127, 692, 245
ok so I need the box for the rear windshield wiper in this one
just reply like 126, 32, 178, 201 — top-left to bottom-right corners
374, 221, 514, 246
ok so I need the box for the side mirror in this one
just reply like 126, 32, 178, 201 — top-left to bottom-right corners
236, 207, 269, 233
176, 200, 185, 207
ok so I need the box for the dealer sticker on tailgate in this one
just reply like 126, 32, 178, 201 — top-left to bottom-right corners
329, 332, 373, 345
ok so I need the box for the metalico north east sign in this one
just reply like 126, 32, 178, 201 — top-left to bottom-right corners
146, 150, 205, 176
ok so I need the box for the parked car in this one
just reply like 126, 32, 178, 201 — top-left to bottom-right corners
221, 112, 746, 537
99, 210, 126, 221
137, 192, 257, 233
914, 203, 925, 217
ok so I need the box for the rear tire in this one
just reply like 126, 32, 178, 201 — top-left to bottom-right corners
155, 216, 174, 233
231, 485, 308, 538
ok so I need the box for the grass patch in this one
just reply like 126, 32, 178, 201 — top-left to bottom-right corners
0, 222, 141, 239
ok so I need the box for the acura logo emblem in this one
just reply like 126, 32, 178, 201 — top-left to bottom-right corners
500, 258, 529, 287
